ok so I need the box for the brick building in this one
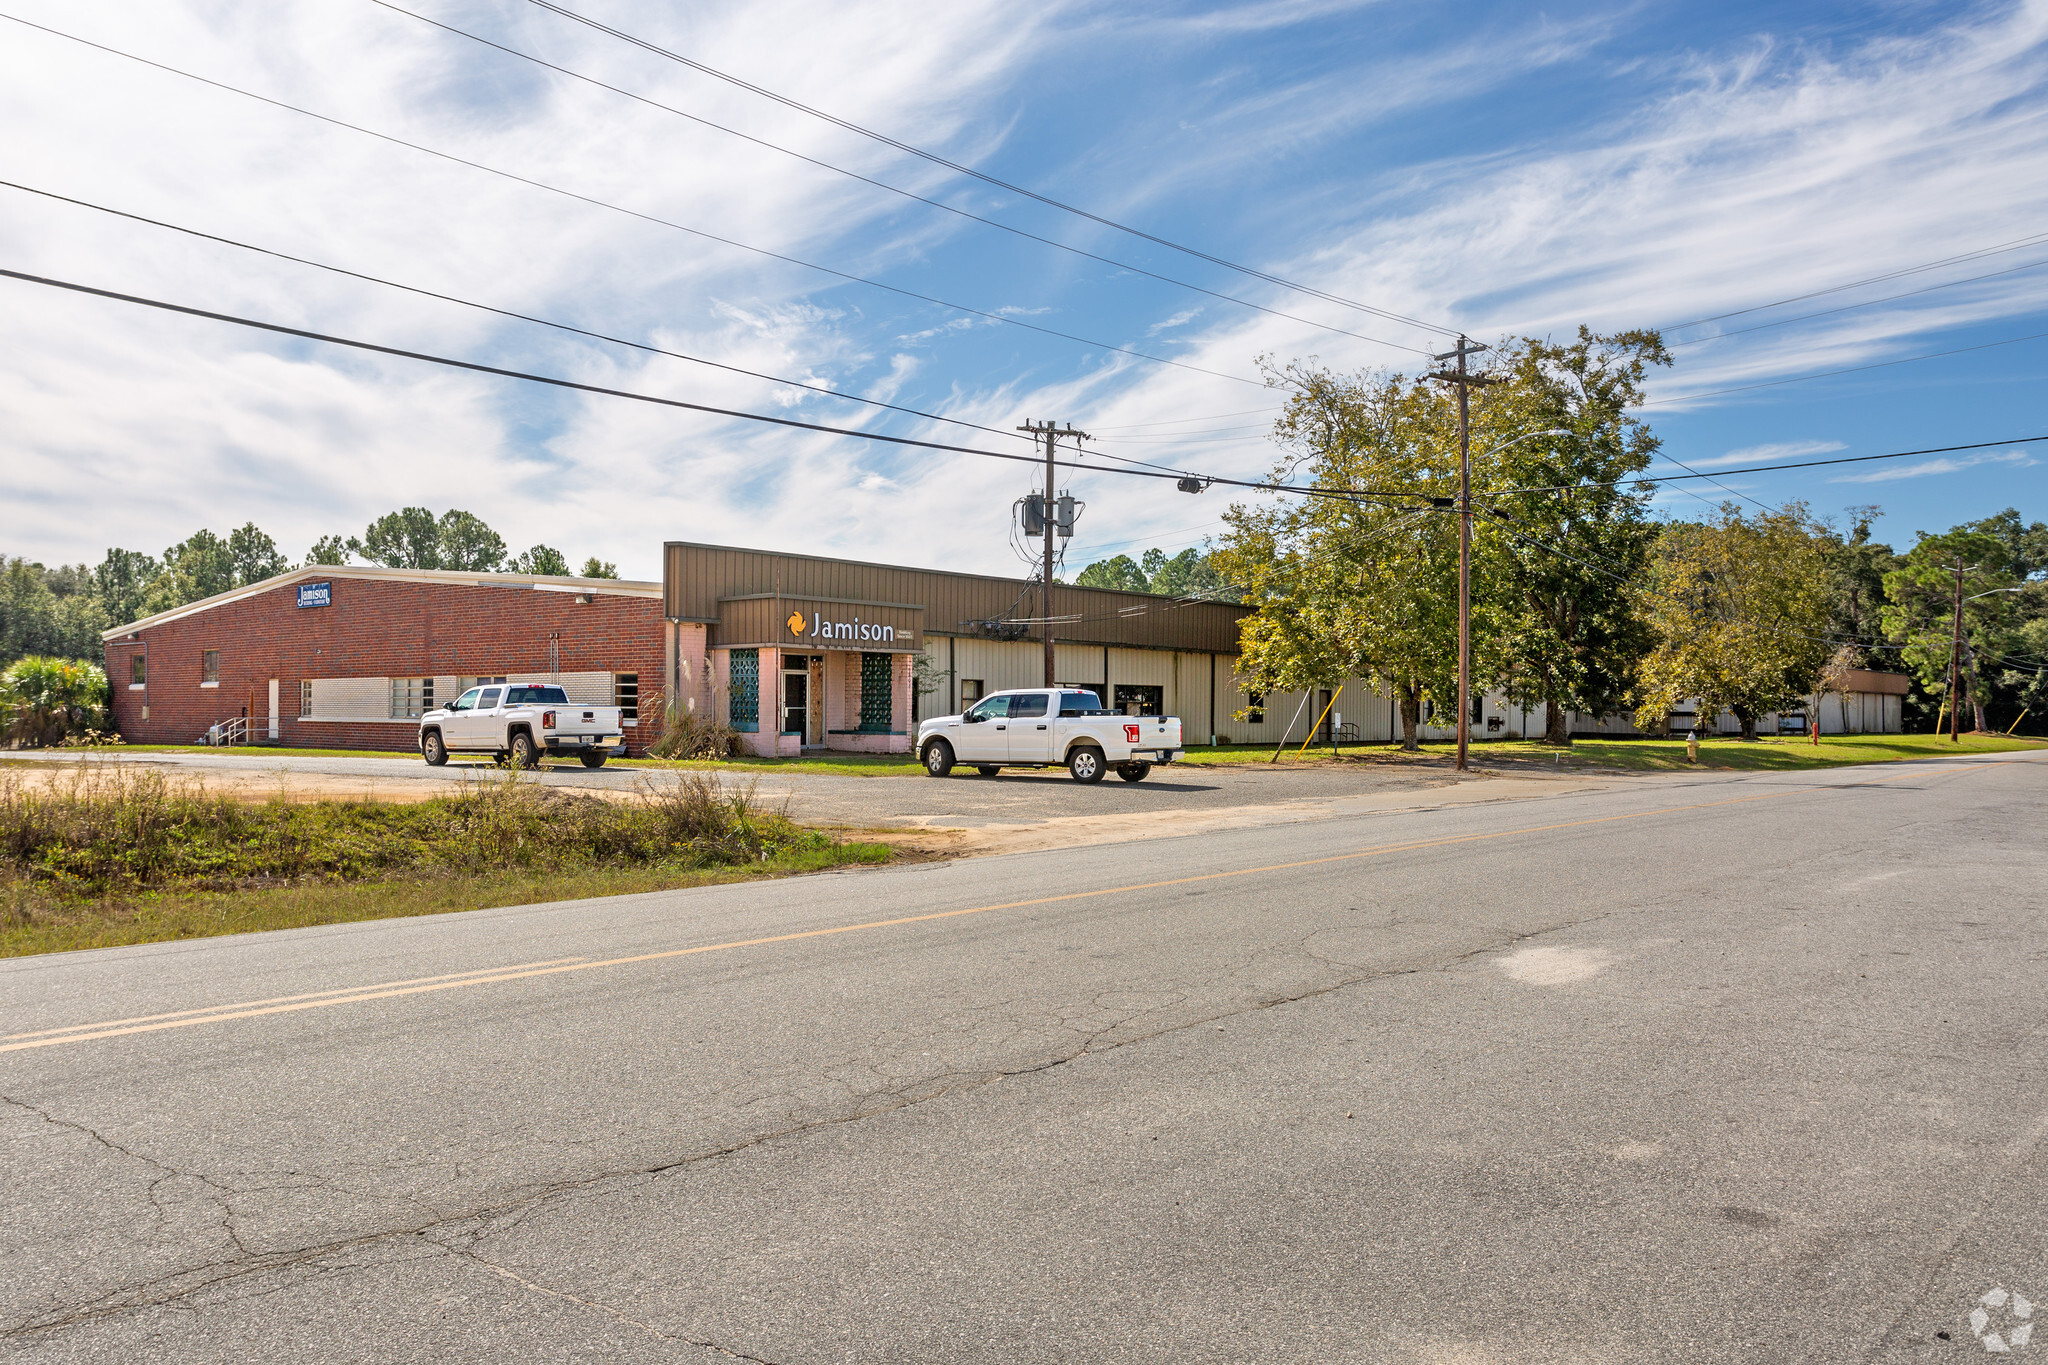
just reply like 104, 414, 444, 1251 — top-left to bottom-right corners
102, 541, 1904, 757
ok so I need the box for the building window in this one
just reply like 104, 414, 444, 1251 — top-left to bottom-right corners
389, 677, 434, 719
131, 654, 146, 686
859, 652, 894, 731
1114, 684, 1163, 717
300, 680, 314, 717
728, 649, 759, 731
614, 672, 639, 721
1246, 690, 1265, 724
201, 650, 220, 684
959, 678, 984, 706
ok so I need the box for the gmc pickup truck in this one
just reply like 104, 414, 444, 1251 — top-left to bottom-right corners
917, 688, 1184, 783
419, 682, 624, 769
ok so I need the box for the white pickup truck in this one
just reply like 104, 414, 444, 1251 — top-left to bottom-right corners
419, 682, 624, 769
917, 688, 1184, 783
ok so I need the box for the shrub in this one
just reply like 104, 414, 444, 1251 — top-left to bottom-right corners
0, 763, 825, 896
649, 698, 743, 759
1, 657, 108, 748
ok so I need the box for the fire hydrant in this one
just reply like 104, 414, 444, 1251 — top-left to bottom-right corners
1687, 727, 1699, 765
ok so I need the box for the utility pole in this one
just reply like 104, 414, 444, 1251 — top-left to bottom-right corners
1017, 420, 1089, 686
1948, 557, 1966, 743
1427, 337, 1499, 772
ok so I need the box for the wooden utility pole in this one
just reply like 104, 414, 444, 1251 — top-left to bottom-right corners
1017, 420, 1089, 686
1948, 557, 1966, 743
1428, 337, 1499, 772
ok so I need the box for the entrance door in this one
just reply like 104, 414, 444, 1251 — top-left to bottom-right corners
782, 661, 809, 743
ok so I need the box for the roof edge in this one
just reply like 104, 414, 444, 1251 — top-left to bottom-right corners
101, 565, 660, 640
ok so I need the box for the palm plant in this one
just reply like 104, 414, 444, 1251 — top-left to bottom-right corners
1, 656, 109, 747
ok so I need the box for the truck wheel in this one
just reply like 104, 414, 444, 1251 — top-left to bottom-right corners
1068, 747, 1105, 783
509, 732, 540, 769
422, 730, 448, 767
976, 765, 1000, 777
580, 751, 607, 769
921, 739, 955, 777
1116, 761, 1152, 782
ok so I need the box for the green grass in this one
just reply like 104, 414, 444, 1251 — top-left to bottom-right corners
0, 851, 886, 958
0, 765, 892, 956
1179, 732, 2044, 771
47, 743, 930, 777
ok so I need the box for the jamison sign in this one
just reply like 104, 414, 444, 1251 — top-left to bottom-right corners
787, 610, 899, 645
712, 594, 922, 653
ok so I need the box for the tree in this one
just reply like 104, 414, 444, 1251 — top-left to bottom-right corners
1880, 526, 2021, 733
2, 558, 108, 668
304, 535, 351, 567
436, 510, 506, 572
351, 507, 444, 568
578, 557, 619, 579
1818, 507, 1897, 668
1075, 554, 1147, 592
226, 522, 287, 585
509, 545, 570, 576
1, 655, 108, 746
1632, 503, 1833, 740
143, 529, 238, 613
1473, 328, 1667, 744
1216, 364, 1462, 750
94, 548, 159, 628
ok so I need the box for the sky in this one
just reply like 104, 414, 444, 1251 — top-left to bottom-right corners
3, 0, 2046, 583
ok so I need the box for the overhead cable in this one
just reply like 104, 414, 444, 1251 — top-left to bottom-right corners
1667, 254, 2048, 350
0, 12, 1262, 388
527, 0, 1461, 338
1484, 436, 2048, 496
365, 0, 1431, 357
0, 178, 1033, 445
0, 267, 1439, 507
1644, 329, 2048, 406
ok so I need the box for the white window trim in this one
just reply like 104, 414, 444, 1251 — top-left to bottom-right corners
200, 681, 219, 689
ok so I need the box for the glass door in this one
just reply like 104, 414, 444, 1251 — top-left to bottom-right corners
782, 661, 809, 741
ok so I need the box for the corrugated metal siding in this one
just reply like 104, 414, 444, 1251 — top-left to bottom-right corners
665, 542, 1242, 652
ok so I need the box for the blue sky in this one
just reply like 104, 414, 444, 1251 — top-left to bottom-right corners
3, 0, 2045, 580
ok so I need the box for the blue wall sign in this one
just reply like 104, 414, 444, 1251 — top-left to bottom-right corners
297, 582, 332, 609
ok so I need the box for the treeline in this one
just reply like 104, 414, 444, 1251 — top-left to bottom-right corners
1222, 328, 2047, 743
1072, 546, 1237, 599
0, 507, 620, 670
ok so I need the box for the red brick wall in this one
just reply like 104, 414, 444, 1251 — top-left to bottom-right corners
105, 577, 666, 754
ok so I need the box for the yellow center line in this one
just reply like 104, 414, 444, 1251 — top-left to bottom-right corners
2, 757, 2027, 1057
0, 957, 590, 1043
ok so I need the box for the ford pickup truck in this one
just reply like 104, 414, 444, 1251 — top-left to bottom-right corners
917, 688, 1184, 783
419, 682, 624, 769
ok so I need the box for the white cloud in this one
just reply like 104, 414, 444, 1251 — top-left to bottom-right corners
1831, 450, 2039, 483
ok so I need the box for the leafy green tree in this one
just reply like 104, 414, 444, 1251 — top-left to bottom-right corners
436, 510, 507, 572
1818, 506, 1897, 667
1632, 504, 1833, 740
95, 548, 160, 626
1075, 554, 1147, 592
2, 558, 108, 667
143, 529, 238, 613
1880, 526, 2022, 732
578, 557, 619, 579
1, 655, 108, 746
1217, 365, 1463, 750
226, 523, 287, 585
509, 545, 570, 575
352, 507, 444, 568
304, 535, 351, 567
1474, 328, 1667, 744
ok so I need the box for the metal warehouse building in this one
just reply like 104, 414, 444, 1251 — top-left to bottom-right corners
103, 540, 1905, 756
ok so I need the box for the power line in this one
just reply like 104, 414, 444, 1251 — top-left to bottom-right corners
0, 12, 1262, 388
364, 0, 1432, 358
1667, 254, 2048, 350
527, 0, 1461, 338
1486, 435, 2048, 496
1092, 406, 1282, 431
0, 178, 1032, 445
1661, 226, 2048, 333
1, 266, 1442, 509
1644, 328, 2048, 406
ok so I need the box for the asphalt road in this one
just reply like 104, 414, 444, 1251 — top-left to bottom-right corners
2, 752, 2043, 1362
